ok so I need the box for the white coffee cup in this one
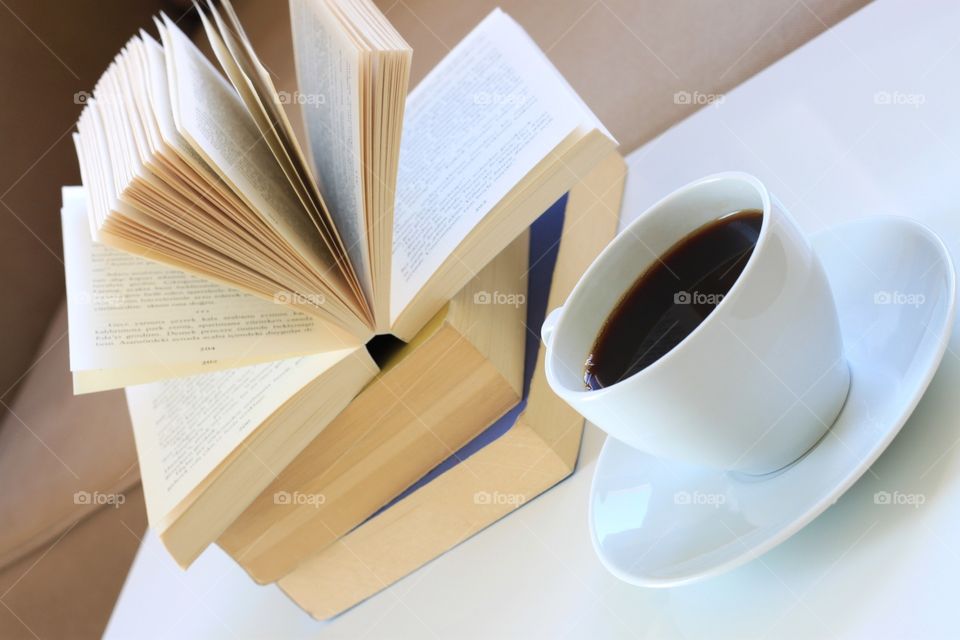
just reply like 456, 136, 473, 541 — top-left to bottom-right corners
542, 172, 850, 474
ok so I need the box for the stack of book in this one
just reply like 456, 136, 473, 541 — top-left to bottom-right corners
62, 0, 624, 617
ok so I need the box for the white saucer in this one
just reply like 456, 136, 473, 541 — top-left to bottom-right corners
589, 215, 957, 587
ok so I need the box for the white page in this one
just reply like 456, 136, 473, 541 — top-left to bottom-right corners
125, 350, 354, 527
289, 0, 371, 299
62, 187, 349, 390
389, 9, 594, 320
159, 15, 338, 279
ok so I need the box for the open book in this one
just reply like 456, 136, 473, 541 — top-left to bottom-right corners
61, 186, 530, 568
69, 1, 615, 392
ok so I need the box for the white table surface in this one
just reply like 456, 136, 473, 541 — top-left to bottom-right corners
106, 0, 960, 637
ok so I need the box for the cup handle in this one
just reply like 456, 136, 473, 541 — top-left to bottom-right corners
541, 307, 563, 348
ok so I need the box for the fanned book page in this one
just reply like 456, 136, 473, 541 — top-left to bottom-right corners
72, 0, 410, 344
61, 187, 353, 392
289, 0, 411, 328
289, 0, 368, 300
66, 2, 614, 390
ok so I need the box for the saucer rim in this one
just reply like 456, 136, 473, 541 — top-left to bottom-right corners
588, 214, 957, 588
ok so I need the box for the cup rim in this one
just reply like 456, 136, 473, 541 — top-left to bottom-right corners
546, 171, 773, 398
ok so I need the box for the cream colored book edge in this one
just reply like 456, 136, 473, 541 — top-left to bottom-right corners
276, 151, 627, 619
218, 233, 529, 583
145, 347, 378, 568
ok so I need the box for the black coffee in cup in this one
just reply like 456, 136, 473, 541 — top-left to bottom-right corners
584, 210, 763, 390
